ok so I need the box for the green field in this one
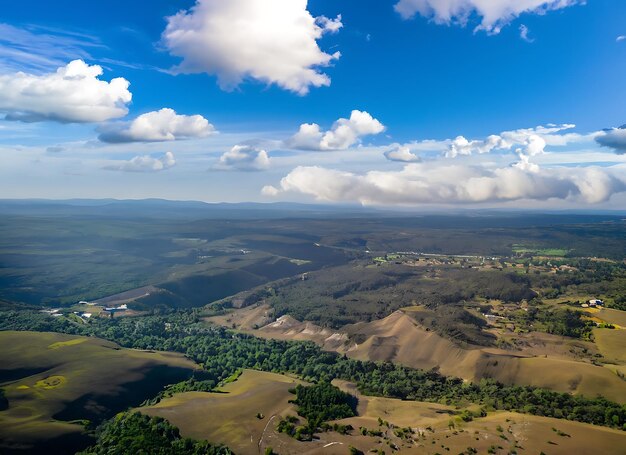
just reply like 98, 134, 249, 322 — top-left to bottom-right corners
0, 331, 200, 453
512, 244, 570, 256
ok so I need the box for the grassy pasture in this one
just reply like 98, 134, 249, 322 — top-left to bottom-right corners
505, 357, 626, 403
594, 327, 626, 363
142, 370, 626, 455
544, 295, 597, 306
333, 379, 460, 428
140, 369, 306, 455
0, 331, 199, 454
332, 381, 626, 455
595, 308, 626, 327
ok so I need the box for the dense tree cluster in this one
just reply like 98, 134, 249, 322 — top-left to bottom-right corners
292, 382, 357, 427
511, 306, 596, 339
1, 309, 625, 431
78, 412, 232, 455
276, 415, 304, 439
529, 260, 626, 302
612, 295, 626, 312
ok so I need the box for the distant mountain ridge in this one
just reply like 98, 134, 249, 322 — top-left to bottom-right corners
0, 198, 382, 219
0, 198, 624, 220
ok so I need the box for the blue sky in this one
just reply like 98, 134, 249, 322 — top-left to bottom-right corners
1, 0, 625, 208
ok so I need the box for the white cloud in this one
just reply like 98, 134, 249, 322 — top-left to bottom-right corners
98, 108, 215, 143
444, 124, 583, 158
162, 0, 342, 95
261, 185, 280, 196
215, 145, 270, 171
519, 24, 534, 42
394, 0, 581, 34
447, 134, 508, 158
316, 15, 344, 34
595, 127, 626, 154
617, 35, 626, 43
0, 60, 131, 123
287, 110, 385, 150
104, 152, 176, 172
267, 162, 626, 206
384, 144, 421, 162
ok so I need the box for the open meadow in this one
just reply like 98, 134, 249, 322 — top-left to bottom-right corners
0, 331, 200, 454
141, 369, 306, 455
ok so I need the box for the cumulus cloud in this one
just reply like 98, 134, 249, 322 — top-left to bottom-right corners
261, 185, 280, 196
162, 0, 342, 95
98, 108, 215, 143
266, 162, 626, 206
595, 126, 626, 154
215, 145, 270, 171
394, 0, 580, 34
104, 152, 176, 173
444, 124, 581, 159
447, 134, 508, 158
617, 35, 626, 43
287, 110, 385, 150
384, 144, 421, 162
0, 60, 131, 123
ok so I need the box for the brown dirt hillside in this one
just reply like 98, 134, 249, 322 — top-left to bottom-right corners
262, 315, 355, 351
340, 311, 626, 402
208, 305, 626, 403
205, 303, 275, 330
